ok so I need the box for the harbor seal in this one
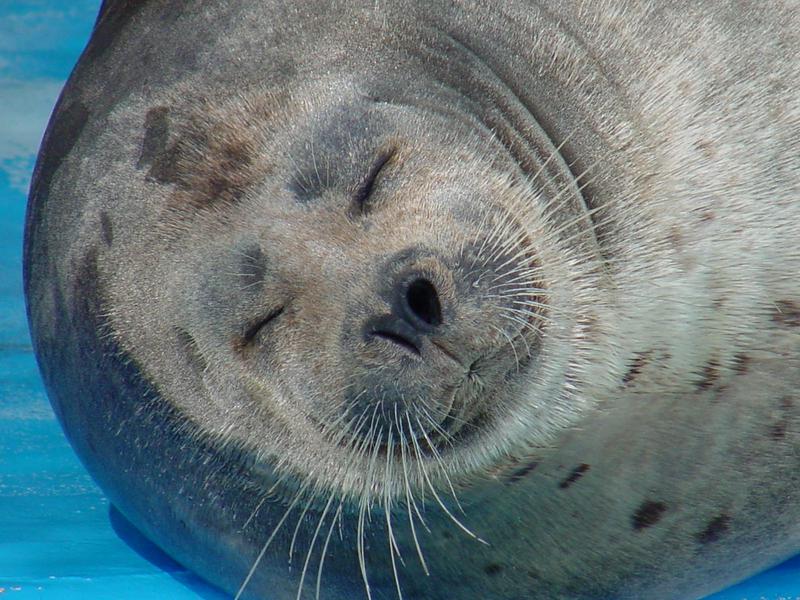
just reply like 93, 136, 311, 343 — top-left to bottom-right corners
24, 1, 800, 599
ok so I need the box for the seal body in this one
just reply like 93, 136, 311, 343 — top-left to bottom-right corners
24, 1, 800, 599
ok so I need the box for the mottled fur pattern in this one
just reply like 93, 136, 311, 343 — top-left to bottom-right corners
24, 2, 800, 600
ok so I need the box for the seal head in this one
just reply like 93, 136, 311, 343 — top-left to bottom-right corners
114, 80, 601, 506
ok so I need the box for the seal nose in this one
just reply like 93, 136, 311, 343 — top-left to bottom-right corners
400, 277, 443, 331
364, 275, 444, 357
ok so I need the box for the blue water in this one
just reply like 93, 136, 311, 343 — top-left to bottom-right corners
0, 2, 798, 599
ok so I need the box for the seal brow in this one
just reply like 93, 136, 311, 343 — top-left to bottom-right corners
352, 148, 394, 214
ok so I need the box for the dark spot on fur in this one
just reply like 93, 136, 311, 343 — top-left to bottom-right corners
622, 351, 651, 386
31, 99, 90, 203
70, 247, 104, 343
147, 142, 181, 184
695, 514, 731, 544
732, 353, 750, 375
559, 463, 590, 489
163, 105, 265, 216
668, 225, 684, 250
632, 501, 667, 530
695, 360, 720, 391
276, 58, 297, 80
100, 212, 113, 246
773, 300, 800, 328
191, 138, 253, 204
769, 396, 794, 440
769, 421, 786, 440
484, 563, 503, 576
138, 106, 171, 170
76, 246, 99, 294
506, 460, 539, 484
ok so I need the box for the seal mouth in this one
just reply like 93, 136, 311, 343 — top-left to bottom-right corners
369, 321, 422, 357
327, 346, 525, 462
425, 306, 546, 451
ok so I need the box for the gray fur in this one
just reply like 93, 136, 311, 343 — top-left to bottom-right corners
24, 2, 800, 599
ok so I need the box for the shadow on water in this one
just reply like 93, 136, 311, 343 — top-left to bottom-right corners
109, 506, 231, 599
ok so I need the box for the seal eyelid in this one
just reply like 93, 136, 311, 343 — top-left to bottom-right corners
241, 306, 285, 346
352, 148, 394, 214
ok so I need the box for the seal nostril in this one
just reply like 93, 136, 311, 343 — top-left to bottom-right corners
406, 278, 442, 327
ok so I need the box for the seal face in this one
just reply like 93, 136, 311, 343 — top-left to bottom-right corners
24, 2, 800, 599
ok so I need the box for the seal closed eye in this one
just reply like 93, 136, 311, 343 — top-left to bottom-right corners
240, 305, 285, 348
352, 148, 395, 215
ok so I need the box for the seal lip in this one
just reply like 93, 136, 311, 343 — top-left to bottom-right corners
364, 313, 423, 357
